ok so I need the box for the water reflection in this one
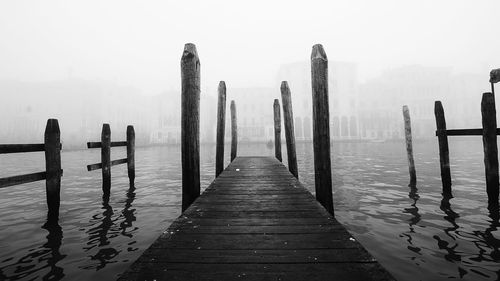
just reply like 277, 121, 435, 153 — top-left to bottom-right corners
0, 218, 65, 280
400, 185, 422, 255
81, 183, 137, 271
120, 183, 138, 239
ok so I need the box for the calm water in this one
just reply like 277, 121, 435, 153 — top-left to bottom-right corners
0, 140, 499, 281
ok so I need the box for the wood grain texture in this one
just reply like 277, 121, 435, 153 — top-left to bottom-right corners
310, 44, 333, 215
273, 99, 282, 162
230, 100, 237, 162
280, 81, 298, 179
403, 105, 416, 187
101, 123, 111, 195
434, 101, 452, 196
216, 81, 226, 177
481, 92, 499, 211
118, 157, 394, 281
181, 43, 201, 212
44, 119, 62, 221
127, 125, 135, 183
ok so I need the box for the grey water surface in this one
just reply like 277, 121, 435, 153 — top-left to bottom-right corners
0, 140, 499, 281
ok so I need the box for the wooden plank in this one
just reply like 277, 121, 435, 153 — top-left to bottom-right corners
119, 157, 395, 281
86, 158, 127, 171
172, 225, 345, 234
0, 143, 45, 154
138, 248, 374, 263
435, 128, 500, 136
120, 263, 393, 281
0, 171, 46, 188
86, 141, 127, 148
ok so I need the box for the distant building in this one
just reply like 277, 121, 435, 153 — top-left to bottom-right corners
359, 65, 486, 139
276, 61, 360, 140
150, 90, 216, 144
226, 88, 276, 142
0, 79, 152, 148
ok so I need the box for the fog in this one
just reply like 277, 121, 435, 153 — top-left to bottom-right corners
0, 0, 499, 147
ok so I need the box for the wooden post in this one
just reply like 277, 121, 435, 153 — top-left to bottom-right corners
181, 43, 201, 212
273, 99, 282, 162
215, 81, 226, 177
434, 101, 452, 197
481, 92, 499, 211
44, 119, 61, 221
403, 105, 417, 187
101, 123, 111, 195
230, 100, 237, 162
280, 81, 298, 179
311, 44, 333, 215
126, 125, 135, 184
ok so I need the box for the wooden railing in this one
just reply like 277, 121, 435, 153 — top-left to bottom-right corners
434, 94, 499, 211
86, 124, 135, 195
0, 119, 62, 220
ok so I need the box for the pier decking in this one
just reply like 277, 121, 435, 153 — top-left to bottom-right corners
118, 157, 394, 281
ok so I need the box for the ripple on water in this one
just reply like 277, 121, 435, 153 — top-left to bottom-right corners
1, 141, 500, 281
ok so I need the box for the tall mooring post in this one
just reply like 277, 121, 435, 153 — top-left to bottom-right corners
101, 124, 111, 195
311, 44, 333, 215
434, 101, 452, 197
215, 81, 226, 177
44, 119, 62, 221
403, 105, 417, 187
281, 81, 298, 179
273, 99, 282, 162
126, 125, 135, 184
230, 100, 237, 162
481, 92, 499, 211
181, 43, 201, 212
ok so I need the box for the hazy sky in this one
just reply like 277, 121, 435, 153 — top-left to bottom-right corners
0, 0, 499, 95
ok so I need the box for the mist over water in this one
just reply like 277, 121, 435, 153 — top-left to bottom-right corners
1, 1, 500, 281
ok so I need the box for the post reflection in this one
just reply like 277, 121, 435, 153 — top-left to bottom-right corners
120, 183, 138, 239
433, 196, 461, 262
474, 211, 500, 263
0, 217, 66, 280
82, 182, 138, 271
401, 185, 422, 255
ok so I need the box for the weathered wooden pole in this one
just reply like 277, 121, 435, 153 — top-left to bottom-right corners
101, 123, 111, 195
215, 81, 226, 177
181, 43, 201, 212
44, 119, 61, 221
403, 105, 417, 187
230, 100, 237, 162
434, 101, 452, 197
481, 92, 499, 211
311, 44, 333, 215
126, 125, 135, 184
273, 99, 282, 162
490, 68, 499, 99
281, 81, 298, 179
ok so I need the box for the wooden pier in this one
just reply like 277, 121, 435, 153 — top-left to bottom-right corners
118, 157, 394, 281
